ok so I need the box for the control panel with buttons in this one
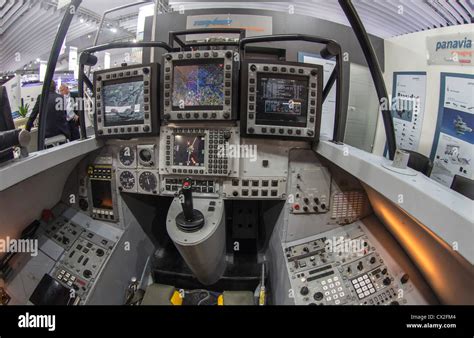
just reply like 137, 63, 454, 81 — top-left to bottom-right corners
159, 126, 240, 177
289, 167, 330, 214
222, 177, 287, 199
51, 228, 116, 304
42, 217, 84, 250
284, 223, 413, 305
161, 177, 219, 196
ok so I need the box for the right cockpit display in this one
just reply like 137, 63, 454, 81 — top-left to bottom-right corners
256, 73, 309, 128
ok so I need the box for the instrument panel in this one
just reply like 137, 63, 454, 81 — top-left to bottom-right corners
285, 223, 424, 305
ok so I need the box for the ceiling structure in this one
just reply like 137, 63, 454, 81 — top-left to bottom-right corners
0, 0, 472, 77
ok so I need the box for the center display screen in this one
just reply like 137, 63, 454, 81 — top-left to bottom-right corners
256, 73, 309, 127
102, 76, 145, 127
173, 134, 206, 167
172, 60, 224, 110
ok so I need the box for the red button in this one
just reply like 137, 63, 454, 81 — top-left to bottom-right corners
293, 204, 300, 210
41, 209, 54, 222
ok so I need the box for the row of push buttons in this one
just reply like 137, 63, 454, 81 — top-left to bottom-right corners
57, 269, 76, 287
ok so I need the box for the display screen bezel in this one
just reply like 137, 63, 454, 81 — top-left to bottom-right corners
255, 72, 310, 128
101, 75, 145, 127
171, 58, 225, 111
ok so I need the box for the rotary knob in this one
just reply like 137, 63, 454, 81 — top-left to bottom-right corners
313, 292, 323, 301
300, 286, 309, 296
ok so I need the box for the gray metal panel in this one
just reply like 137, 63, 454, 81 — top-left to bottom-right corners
87, 215, 154, 305
166, 197, 226, 285
5, 251, 56, 305
316, 140, 474, 264
0, 137, 102, 191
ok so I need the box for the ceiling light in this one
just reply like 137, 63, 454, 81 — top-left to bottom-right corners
110, 28, 117, 33
80, 18, 84, 23
133, 39, 137, 43
36, 58, 40, 62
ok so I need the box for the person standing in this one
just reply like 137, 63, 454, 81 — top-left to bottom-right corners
59, 84, 80, 141
26, 80, 70, 140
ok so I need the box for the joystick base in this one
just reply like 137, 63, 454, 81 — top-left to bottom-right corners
176, 210, 205, 232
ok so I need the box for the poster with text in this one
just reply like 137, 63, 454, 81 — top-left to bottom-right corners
430, 73, 474, 187
298, 52, 337, 139
391, 72, 427, 152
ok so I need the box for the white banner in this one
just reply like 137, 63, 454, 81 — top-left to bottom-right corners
186, 14, 272, 41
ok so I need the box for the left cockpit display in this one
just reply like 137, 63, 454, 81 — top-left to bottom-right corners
102, 76, 145, 127
94, 63, 159, 138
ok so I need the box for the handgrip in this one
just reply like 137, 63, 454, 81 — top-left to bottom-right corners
180, 178, 194, 222
239, 34, 341, 60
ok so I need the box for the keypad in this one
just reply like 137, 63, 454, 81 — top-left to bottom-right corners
352, 274, 376, 299
321, 276, 345, 304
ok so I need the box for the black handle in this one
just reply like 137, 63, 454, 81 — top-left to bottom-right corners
180, 178, 194, 222
81, 41, 172, 57
169, 28, 246, 50
239, 34, 341, 60
339, 0, 396, 160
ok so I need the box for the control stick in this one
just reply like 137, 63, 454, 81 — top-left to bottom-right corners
175, 178, 205, 232
181, 178, 195, 221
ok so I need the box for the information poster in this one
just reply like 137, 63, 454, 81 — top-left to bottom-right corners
430, 73, 474, 187
391, 72, 427, 152
298, 52, 337, 139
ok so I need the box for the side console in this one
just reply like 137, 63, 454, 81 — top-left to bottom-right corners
284, 223, 426, 305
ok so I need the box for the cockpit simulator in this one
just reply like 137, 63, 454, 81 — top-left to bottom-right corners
0, 2, 472, 318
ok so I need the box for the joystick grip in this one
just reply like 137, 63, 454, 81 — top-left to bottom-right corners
180, 178, 194, 221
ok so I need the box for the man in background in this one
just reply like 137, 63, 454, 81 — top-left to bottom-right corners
59, 84, 80, 141
26, 80, 70, 140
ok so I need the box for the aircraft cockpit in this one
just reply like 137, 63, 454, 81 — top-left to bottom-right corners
0, 1, 472, 315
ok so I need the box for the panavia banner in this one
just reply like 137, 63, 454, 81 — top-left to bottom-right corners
427, 32, 473, 66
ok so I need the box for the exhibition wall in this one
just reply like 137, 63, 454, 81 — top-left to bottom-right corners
374, 24, 474, 158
